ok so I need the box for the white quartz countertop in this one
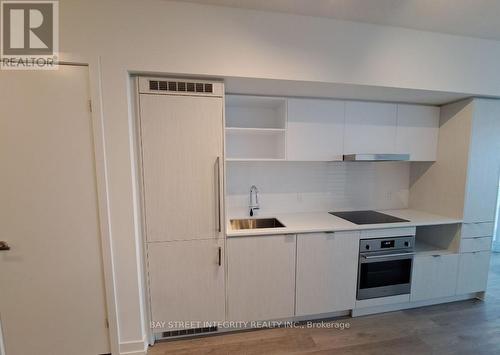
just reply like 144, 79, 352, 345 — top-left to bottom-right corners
226, 209, 462, 237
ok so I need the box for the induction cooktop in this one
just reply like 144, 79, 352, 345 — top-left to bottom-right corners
329, 210, 409, 225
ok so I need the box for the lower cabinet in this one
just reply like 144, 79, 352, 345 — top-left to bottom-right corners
296, 232, 358, 316
227, 234, 296, 321
456, 251, 491, 294
147, 239, 225, 331
411, 254, 459, 302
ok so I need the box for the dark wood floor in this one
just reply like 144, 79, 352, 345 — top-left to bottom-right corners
149, 253, 500, 355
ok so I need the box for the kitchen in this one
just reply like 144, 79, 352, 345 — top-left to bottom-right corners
138, 77, 499, 337
2, 1, 500, 355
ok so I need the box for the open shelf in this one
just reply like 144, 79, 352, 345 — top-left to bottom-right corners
414, 224, 461, 256
225, 95, 287, 160
226, 129, 286, 160
226, 95, 287, 129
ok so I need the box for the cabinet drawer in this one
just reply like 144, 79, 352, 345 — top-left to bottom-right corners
461, 222, 494, 239
460, 237, 492, 253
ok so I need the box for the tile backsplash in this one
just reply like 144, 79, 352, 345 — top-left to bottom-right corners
226, 161, 410, 217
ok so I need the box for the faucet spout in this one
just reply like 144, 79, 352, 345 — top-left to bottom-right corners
249, 185, 260, 216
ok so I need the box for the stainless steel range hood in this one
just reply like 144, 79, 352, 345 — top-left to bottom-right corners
343, 154, 410, 161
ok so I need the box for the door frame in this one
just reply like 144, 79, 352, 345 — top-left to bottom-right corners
75, 56, 120, 355
130, 76, 154, 345
27, 55, 119, 354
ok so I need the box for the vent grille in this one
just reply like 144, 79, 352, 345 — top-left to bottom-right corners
149, 80, 214, 94
161, 326, 217, 338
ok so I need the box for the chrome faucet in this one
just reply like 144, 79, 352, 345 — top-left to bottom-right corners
249, 185, 260, 217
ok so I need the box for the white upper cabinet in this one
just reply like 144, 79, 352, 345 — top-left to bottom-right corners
286, 98, 345, 161
344, 101, 398, 154
226, 96, 441, 162
396, 104, 440, 161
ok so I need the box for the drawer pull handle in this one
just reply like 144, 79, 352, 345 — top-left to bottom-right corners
0, 241, 10, 251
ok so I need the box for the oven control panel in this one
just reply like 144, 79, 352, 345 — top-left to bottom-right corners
359, 236, 414, 252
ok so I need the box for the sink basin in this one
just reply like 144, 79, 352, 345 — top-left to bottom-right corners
230, 218, 285, 230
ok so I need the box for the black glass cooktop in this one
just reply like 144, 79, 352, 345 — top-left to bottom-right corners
329, 210, 409, 225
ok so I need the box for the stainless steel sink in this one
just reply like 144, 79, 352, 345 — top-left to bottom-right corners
230, 218, 285, 230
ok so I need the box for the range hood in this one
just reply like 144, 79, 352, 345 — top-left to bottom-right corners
343, 154, 410, 161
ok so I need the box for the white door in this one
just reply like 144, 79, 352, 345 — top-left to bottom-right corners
396, 104, 440, 161
410, 254, 459, 302
456, 251, 491, 294
286, 98, 345, 161
296, 232, 358, 316
139, 94, 223, 242
0, 66, 110, 355
147, 239, 225, 332
227, 235, 296, 321
344, 101, 398, 154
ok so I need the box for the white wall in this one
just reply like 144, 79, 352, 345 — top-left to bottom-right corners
226, 161, 410, 217
56, 0, 500, 351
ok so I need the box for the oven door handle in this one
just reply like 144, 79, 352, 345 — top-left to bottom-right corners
362, 252, 415, 260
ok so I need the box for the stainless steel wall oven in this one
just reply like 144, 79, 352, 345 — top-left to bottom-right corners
357, 236, 415, 300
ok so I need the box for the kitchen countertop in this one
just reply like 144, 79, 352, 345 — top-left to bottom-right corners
226, 209, 462, 237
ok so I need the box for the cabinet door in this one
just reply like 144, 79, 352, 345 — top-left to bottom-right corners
139, 94, 223, 242
296, 232, 358, 316
147, 239, 225, 331
411, 254, 459, 302
287, 98, 345, 161
463, 99, 500, 223
344, 102, 397, 154
396, 104, 439, 161
456, 251, 491, 294
227, 235, 296, 321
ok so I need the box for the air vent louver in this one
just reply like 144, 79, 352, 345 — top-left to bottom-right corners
149, 81, 159, 90
167, 82, 175, 91
177, 82, 186, 91
148, 80, 216, 94
195, 83, 204, 92
161, 326, 217, 338
159, 81, 168, 91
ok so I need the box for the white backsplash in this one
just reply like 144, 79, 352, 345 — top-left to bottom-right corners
226, 161, 410, 217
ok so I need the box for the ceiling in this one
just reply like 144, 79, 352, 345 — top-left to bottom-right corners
176, 0, 500, 41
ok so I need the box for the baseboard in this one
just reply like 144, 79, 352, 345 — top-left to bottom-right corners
352, 293, 477, 317
119, 337, 148, 355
